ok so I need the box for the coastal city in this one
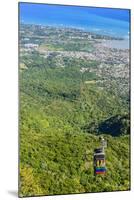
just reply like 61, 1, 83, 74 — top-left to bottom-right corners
20, 24, 129, 101
19, 3, 130, 197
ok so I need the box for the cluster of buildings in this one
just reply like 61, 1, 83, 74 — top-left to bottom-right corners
24, 43, 39, 49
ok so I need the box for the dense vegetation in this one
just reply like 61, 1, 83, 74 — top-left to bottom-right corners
19, 26, 130, 197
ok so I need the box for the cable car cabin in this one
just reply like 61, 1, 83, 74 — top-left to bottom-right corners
94, 148, 106, 175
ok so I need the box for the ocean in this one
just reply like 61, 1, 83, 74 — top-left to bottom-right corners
20, 3, 130, 39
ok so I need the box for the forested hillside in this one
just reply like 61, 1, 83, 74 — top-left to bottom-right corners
19, 24, 130, 197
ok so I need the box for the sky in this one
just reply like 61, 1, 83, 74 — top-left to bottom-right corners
19, 3, 130, 38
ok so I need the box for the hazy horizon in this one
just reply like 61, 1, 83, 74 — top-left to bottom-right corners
19, 3, 130, 39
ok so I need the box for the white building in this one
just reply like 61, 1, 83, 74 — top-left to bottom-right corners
24, 43, 39, 49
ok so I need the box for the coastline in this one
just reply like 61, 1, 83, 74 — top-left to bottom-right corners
101, 39, 129, 49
